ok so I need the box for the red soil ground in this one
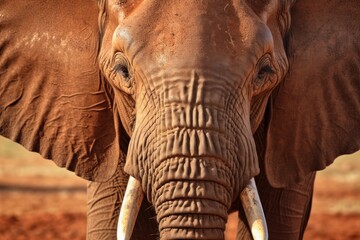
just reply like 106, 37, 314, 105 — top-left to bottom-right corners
0, 139, 359, 239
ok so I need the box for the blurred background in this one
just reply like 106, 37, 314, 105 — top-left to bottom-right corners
0, 136, 359, 240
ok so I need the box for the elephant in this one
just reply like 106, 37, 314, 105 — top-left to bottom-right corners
1, 0, 359, 239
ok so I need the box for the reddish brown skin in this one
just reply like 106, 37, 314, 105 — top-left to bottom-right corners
0, 0, 359, 239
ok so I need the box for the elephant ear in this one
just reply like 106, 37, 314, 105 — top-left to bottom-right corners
0, 0, 119, 181
265, 0, 360, 187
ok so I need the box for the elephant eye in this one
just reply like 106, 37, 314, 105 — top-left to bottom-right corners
257, 65, 274, 81
111, 53, 134, 93
253, 55, 275, 89
114, 64, 130, 80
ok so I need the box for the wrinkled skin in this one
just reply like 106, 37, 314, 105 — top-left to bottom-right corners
0, 0, 359, 239
95, 1, 285, 238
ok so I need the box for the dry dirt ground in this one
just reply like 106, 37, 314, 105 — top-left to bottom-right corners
0, 137, 359, 240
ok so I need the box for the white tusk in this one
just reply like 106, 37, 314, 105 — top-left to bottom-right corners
240, 178, 268, 240
117, 176, 144, 240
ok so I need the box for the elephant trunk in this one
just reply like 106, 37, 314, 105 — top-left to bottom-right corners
123, 78, 262, 238
126, 125, 236, 239
153, 157, 232, 240
148, 127, 235, 240
158, 199, 227, 239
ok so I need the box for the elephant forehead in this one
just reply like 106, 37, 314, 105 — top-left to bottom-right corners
112, 0, 273, 70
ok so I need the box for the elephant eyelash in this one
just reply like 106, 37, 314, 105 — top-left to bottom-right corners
252, 54, 276, 95
257, 65, 275, 79
253, 54, 275, 89
111, 53, 135, 94
253, 64, 274, 89
114, 64, 131, 79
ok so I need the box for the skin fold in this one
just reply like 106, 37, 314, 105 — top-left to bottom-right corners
0, 0, 359, 239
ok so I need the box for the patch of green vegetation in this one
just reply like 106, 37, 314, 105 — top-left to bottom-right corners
0, 136, 40, 160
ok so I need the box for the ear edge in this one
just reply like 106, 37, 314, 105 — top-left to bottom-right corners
0, 0, 121, 182
264, 0, 360, 187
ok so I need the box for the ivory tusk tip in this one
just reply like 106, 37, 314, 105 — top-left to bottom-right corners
117, 234, 125, 240
251, 219, 268, 240
117, 176, 144, 240
240, 178, 268, 240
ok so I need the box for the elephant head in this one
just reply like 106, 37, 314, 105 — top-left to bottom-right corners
1, 0, 359, 239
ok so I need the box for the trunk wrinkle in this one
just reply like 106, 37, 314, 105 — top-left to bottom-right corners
154, 181, 232, 211
159, 214, 226, 231
156, 198, 229, 221
153, 157, 234, 197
